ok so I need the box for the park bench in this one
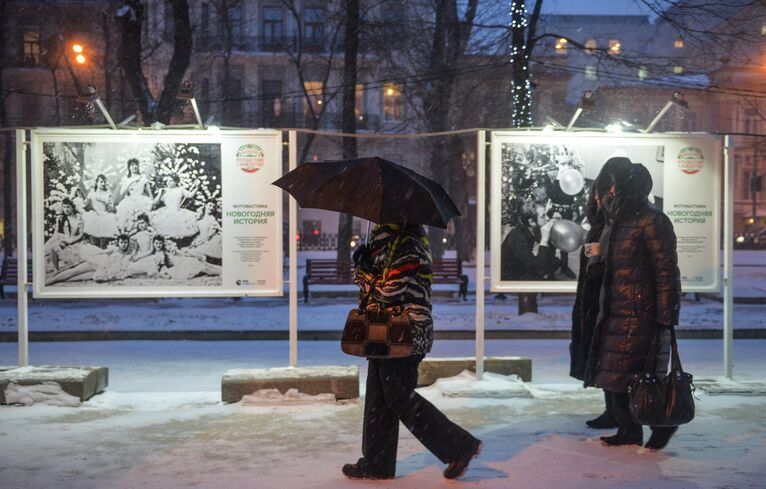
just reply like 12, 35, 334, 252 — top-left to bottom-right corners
303, 258, 468, 302
0, 257, 32, 299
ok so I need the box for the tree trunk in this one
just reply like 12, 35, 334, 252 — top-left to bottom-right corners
221, 1, 233, 125
155, 0, 192, 124
337, 0, 359, 269
102, 11, 113, 111
511, 0, 543, 313
115, 0, 155, 122
115, 0, 192, 124
0, 0, 13, 256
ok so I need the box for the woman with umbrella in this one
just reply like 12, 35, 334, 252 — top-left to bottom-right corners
273, 157, 482, 480
343, 222, 482, 480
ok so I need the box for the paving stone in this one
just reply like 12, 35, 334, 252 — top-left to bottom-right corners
0, 365, 109, 404
222, 365, 359, 403
417, 356, 532, 386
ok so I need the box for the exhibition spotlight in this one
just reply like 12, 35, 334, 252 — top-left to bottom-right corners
543, 116, 563, 132
644, 91, 690, 133
565, 90, 595, 131
605, 120, 634, 133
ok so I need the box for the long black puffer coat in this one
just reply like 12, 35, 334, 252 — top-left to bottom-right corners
584, 201, 681, 392
569, 248, 604, 380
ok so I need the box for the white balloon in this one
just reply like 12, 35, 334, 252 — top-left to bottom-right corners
559, 168, 584, 196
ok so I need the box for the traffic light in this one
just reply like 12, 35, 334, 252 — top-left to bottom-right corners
71, 43, 86, 65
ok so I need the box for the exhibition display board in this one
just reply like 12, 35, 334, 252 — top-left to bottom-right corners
30, 129, 284, 298
490, 131, 722, 293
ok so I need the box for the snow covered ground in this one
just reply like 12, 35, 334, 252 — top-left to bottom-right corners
0, 340, 764, 489
0, 250, 763, 488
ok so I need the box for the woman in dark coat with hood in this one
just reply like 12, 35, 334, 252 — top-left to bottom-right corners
583, 158, 682, 450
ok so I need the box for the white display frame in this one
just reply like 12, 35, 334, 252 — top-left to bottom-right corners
30, 128, 284, 299
490, 131, 722, 294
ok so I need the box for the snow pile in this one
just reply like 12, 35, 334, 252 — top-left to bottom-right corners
240, 388, 336, 405
4, 381, 81, 407
419, 370, 533, 399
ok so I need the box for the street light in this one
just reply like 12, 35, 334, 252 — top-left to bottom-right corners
71, 43, 87, 65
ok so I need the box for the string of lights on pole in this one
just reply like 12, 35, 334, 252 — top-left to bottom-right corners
510, 0, 533, 127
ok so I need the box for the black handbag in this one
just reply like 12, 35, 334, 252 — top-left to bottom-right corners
341, 306, 414, 359
628, 327, 695, 427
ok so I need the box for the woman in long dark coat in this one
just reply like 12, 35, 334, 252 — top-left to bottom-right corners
570, 183, 616, 429
583, 158, 682, 450
343, 223, 482, 480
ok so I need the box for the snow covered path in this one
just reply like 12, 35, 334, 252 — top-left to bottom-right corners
1, 377, 764, 488
1, 340, 764, 488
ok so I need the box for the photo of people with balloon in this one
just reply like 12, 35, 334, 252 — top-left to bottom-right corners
499, 141, 664, 283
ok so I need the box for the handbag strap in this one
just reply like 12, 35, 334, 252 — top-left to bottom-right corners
643, 325, 683, 374
669, 326, 683, 372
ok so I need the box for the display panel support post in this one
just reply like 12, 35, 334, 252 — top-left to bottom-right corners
288, 131, 298, 367
16, 129, 29, 367
723, 135, 734, 379
94, 97, 117, 130
475, 130, 486, 379
190, 98, 205, 129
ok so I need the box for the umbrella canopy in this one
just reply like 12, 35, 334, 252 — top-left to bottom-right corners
272, 157, 460, 229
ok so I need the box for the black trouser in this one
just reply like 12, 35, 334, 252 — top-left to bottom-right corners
361, 355, 478, 477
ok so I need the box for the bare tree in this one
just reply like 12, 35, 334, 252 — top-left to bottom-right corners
115, 0, 193, 124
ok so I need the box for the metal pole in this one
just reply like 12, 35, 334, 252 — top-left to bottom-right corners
565, 107, 583, 132
475, 130, 486, 379
288, 131, 298, 367
723, 135, 734, 379
190, 98, 205, 129
16, 129, 28, 367
94, 98, 117, 130
643, 100, 674, 134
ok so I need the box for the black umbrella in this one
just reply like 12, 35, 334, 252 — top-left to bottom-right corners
272, 157, 460, 229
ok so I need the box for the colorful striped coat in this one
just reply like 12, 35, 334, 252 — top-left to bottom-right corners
354, 224, 434, 355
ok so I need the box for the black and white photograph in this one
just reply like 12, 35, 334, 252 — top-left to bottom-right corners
40, 140, 223, 289
494, 136, 664, 289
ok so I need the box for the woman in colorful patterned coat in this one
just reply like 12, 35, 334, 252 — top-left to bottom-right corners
342, 223, 482, 481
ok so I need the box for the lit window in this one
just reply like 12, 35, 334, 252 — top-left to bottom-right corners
383, 83, 402, 121
608, 39, 621, 54
674, 39, 684, 49
554, 37, 567, 54
761, 23, 766, 35
585, 38, 597, 53
303, 81, 323, 116
638, 66, 648, 80
674, 65, 684, 74
23, 31, 41, 65
585, 66, 597, 80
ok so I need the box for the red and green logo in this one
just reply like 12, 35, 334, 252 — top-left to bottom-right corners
678, 146, 704, 175
236, 144, 265, 173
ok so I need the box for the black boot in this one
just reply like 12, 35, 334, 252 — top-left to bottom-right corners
587, 391, 618, 429
443, 439, 482, 480
586, 411, 619, 429
341, 459, 394, 480
600, 425, 643, 446
645, 426, 678, 450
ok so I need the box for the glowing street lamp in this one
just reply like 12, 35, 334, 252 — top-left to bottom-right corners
71, 43, 87, 64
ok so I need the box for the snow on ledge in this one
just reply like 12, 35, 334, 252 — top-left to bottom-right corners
418, 370, 533, 399
4, 381, 81, 407
240, 388, 336, 405
223, 366, 358, 381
